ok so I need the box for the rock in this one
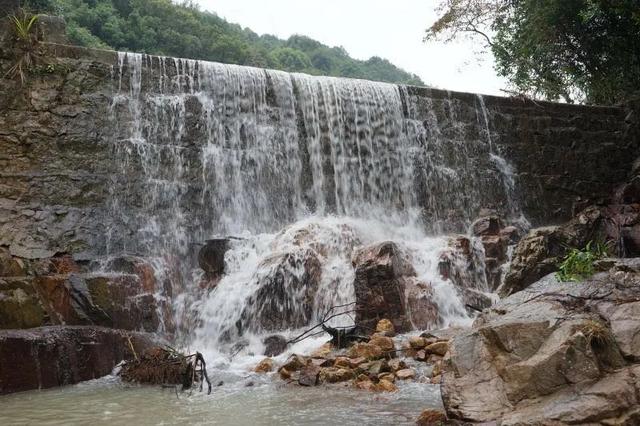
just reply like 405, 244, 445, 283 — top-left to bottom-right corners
198, 238, 229, 278
424, 341, 449, 357
253, 358, 274, 373
378, 372, 395, 383
0, 326, 159, 395
298, 364, 321, 386
347, 342, 383, 360
0, 278, 47, 329
334, 357, 351, 368
501, 206, 607, 297
376, 379, 398, 392
352, 242, 416, 332
278, 368, 292, 380
354, 374, 377, 391
281, 354, 308, 372
0, 248, 26, 277
375, 318, 395, 336
430, 375, 441, 385
240, 249, 322, 332
348, 356, 367, 367
263, 335, 288, 357
366, 359, 390, 375
471, 215, 504, 236
396, 369, 416, 380
369, 335, 395, 353
416, 409, 447, 425
388, 359, 408, 372
415, 350, 427, 362
404, 279, 440, 329
319, 367, 353, 383
409, 336, 427, 349
441, 271, 639, 424
310, 358, 332, 367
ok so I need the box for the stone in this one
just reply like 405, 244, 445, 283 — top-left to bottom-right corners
0, 326, 159, 395
378, 372, 395, 383
441, 271, 639, 424
348, 356, 367, 367
354, 375, 377, 391
352, 242, 416, 332
278, 368, 292, 380
0, 278, 47, 329
409, 336, 427, 349
253, 358, 274, 373
416, 409, 447, 425
281, 354, 308, 372
424, 341, 449, 357
369, 335, 395, 353
298, 364, 321, 386
375, 318, 395, 335
319, 367, 353, 383
376, 379, 398, 392
240, 249, 321, 332
347, 342, 383, 360
334, 357, 351, 368
415, 350, 427, 362
0, 248, 26, 277
501, 206, 607, 297
198, 239, 229, 278
396, 369, 416, 380
366, 359, 390, 375
471, 215, 504, 236
388, 359, 408, 372
263, 335, 288, 357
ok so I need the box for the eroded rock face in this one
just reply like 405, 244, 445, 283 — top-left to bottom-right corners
0, 326, 160, 395
442, 261, 640, 425
352, 242, 439, 333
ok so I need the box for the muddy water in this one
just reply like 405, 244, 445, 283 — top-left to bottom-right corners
0, 373, 442, 425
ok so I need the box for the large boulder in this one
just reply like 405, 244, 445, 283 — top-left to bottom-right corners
500, 206, 607, 297
198, 238, 230, 280
0, 326, 160, 395
240, 249, 322, 332
352, 242, 439, 333
441, 261, 640, 424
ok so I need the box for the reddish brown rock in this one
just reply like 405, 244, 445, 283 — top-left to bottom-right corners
298, 364, 321, 386
416, 409, 447, 425
253, 358, 274, 373
0, 326, 159, 395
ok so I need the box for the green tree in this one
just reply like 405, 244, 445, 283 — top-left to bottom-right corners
426, 0, 640, 104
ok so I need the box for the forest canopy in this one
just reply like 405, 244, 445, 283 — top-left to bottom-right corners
20, 0, 424, 86
426, 0, 640, 104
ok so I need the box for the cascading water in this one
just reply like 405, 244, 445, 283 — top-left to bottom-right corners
107, 52, 526, 363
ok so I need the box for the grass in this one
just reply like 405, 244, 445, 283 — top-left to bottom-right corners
556, 241, 609, 282
4, 10, 41, 84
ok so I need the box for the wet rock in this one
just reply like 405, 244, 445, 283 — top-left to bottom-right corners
416, 409, 447, 425
378, 372, 395, 383
347, 342, 383, 360
409, 336, 427, 349
415, 350, 427, 362
278, 368, 292, 380
471, 215, 504, 237
353, 242, 435, 332
375, 318, 395, 336
405, 279, 440, 330
376, 379, 398, 392
501, 206, 607, 297
0, 326, 159, 395
396, 368, 416, 380
198, 238, 229, 279
441, 270, 640, 424
319, 367, 353, 383
281, 354, 308, 372
253, 358, 274, 373
388, 358, 408, 372
366, 359, 390, 375
424, 341, 449, 357
298, 364, 321, 386
0, 278, 47, 329
369, 335, 395, 353
241, 249, 321, 332
262, 334, 288, 357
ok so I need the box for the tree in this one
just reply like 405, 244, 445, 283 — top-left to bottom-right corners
426, 0, 640, 104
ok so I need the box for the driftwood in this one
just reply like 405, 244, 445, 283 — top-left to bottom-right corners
119, 347, 212, 395
288, 302, 368, 348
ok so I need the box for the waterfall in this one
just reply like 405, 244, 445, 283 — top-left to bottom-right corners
107, 52, 525, 359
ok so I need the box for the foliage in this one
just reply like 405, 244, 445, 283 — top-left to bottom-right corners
556, 241, 609, 282
25, 0, 423, 85
5, 10, 42, 84
426, 0, 640, 104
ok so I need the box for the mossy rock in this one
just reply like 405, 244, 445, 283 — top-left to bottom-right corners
0, 278, 46, 329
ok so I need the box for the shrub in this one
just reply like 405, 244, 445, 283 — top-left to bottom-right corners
556, 241, 609, 282
4, 9, 42, 84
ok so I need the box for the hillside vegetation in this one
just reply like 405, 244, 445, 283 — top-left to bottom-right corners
25, 0, 424, 85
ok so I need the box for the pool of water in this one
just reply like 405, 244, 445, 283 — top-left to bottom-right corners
0, 370, 443, 425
